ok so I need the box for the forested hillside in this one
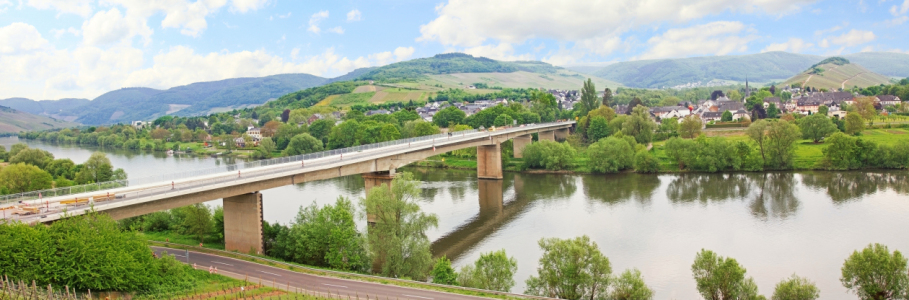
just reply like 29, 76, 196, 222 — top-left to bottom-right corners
359, 53, 522, 81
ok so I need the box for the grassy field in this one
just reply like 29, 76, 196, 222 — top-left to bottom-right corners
783, 63, 890, 90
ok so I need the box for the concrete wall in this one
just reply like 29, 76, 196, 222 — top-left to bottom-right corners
223, 192, 264, 254
554, 128, 570, 141
512, 135, 532, 158
539, 130, 555, 141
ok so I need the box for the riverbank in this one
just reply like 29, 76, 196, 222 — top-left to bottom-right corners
413, 128, 909, 174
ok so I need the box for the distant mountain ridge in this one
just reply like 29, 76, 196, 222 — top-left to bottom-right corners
571, 51, 909, 89
782, 57, 891, 91
0, 105, 79, 134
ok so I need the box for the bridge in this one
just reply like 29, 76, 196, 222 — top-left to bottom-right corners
1, 121, 573, 254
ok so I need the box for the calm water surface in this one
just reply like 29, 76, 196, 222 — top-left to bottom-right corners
5, 137, 908, 300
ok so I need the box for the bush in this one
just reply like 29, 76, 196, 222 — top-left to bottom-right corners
634, 151, 661, 173
522, 141, 576, 170
587, 137, 634, 173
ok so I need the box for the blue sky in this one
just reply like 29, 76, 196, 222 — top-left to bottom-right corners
0, 0, 906, 100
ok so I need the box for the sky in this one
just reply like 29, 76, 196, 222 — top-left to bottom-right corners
0, 0, 907, 100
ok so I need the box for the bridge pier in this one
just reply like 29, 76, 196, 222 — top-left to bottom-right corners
512, 135, 532, 159
477, 144, 503, 180
538, 130, 555, 142
223, 192, 264, 254
554, 128, 570, 141
362, 171, 395, 225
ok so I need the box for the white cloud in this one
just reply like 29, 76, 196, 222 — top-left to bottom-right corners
308, 10, 329, 34
418, 0, 816, 49
819, 38, 829, 48
327, 26, 344, 34
51, 27, 81, 38
761, 38, 813, 53
825, 29, 876, 47
462, 43, 533, 61
347, 9, 362, 21
890, 0, 909, 16
26, 0, 93, 17
393, 46, 416, 61
0, 23, 50, 55
814, 22, 847, 36
82, 8, 152, 45
0, 0, 11, 13
883, 15, 909, 26
229, 0, 267, 13
635, 21, 756, 60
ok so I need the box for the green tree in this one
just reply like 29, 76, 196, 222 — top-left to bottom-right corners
363, 172, 438, 280
746, 120, 771, 166
328, 120, 362, 148
494, 114, 515, 127
817, 105, 829, 116
0, 145, 7, 161
433, 106, 467, 128
213, 205, 224, 242
525, 236, 612, 300
692, 249, 765, 300
431, 256, 458, 285
522, 141, 577, 170
772, 275, 820, 300
822, 132, 859, 170
45, 158, 77, 180
587, 116, 610, 142
721, 110, 733, 122
284, 133, 324, 156
768, 103, 781, 119
9, 148, 54, 169
634, 151, 661, 173
602, 88, 613, 107
379, 123, 401, 141
765, 120, 801, 169
588, 136, 634, 173
409, 121, 441, 137
182, 203, 213, 243
622, 105, 657, 144
8, 143, 27, 158
799, 114, 838, 143
276, 197, 367, 271
75, 152, 114, 184
841, 243, 908, 300
0, 163, 53, 193
458, 249, 518, 292
259, 137, 277, 154
845, 112, 865, 135
610, 269, 655, 300
309, 119, 335, 142
680, 115, 703, 138
580, 78, 599, 116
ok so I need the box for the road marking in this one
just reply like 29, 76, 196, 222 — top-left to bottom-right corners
212, 261, 233, 266
403, 295, 433, 299
321, 284, 348, 288
170, 254, 185, 257
259, 271, 281, 276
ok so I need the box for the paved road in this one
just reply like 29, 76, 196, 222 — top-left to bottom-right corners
151, 246, 539, 300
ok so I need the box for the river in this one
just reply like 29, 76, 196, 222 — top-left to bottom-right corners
3, 137, 908, 300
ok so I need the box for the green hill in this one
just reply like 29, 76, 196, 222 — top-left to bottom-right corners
358, 53, 521, 81
783, 58, 891, 91
586, 51, 822, 88
0, 106, 79, 135
842, 52, 909, 78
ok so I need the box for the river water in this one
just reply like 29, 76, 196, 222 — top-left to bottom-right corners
4, 137, 908, 300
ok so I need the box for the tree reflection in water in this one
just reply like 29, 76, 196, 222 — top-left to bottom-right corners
746, 173, 798, 220
801, 171, 909, 204
518, 173, 577, 201
582, 173, 661, 206
666, 173, 751, 204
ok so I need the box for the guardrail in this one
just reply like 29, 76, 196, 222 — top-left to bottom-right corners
150, 241, 557, 300
2, 121, 572, 207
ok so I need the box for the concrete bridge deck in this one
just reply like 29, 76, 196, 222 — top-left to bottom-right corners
2, 121, 573, 253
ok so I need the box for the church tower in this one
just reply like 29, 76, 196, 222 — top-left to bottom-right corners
744, 76, 751, 98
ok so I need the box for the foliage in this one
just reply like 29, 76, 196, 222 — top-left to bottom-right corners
798, 114, 838, 143
284, 133, 324, 156
524, 236, 612, 300
431, 256, 459, 285
692, 249, 765, 300
494, 114, 514, 127
579, 78, 599, 116
587, 116, 611, 142
182, 203, 214, 243
623, 105, 656, 144
272, 197, 368, 272
75, 152, 114, 184
845, 112, 865, 135
721, 110, 733, 122
772, 275, 820, 300
840, 243, 908, 300
587, 136, 635, 173
433, 106, 466, 128
764, 120, 801, 169
679, 115, 703, 138
0, 163, 53, 193
359, 53, 520, 81
362, 172, 438, 280
634, 151, 661, 173
521, 141, 577, 170
664, 136, 748, 172
0, 212, 197, 291
457, 249, 518, 292
610, 269, 655, 300
9, 148, 54, 169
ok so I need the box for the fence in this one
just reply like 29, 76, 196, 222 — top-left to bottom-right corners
1, 122, 572, 208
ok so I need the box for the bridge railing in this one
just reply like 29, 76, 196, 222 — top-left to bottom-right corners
1, 121, 571, 206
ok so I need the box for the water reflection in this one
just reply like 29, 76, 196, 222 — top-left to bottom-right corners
518, 173, 577, 200
583, 173, 660, 206
746, 173, 799, 220
801, 171, 909, 203
666, 173, 751, 203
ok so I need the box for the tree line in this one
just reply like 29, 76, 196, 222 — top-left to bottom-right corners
0, 144, 126, 195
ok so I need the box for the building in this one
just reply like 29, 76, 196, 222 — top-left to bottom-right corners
877, 95, 902, 106
131, 121, 149, 129
246, 127, 262, 139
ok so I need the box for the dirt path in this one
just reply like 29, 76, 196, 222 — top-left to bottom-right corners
841, 71, 870, 90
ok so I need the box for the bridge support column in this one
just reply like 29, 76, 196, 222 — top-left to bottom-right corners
477, 144, 503, 180
362, 171, 395, 225
554, 128, 570, 141
223, 192, 264, 254
512, 135, 532, 159
539, 130, 555, 142
478, 179, 503, 216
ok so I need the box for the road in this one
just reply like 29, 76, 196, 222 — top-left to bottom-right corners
151, 246, 543, 300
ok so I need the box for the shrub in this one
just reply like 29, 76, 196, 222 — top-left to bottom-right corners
587, 137, 634, 173
634, 151, 661, 173
522, 141, 576, 170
